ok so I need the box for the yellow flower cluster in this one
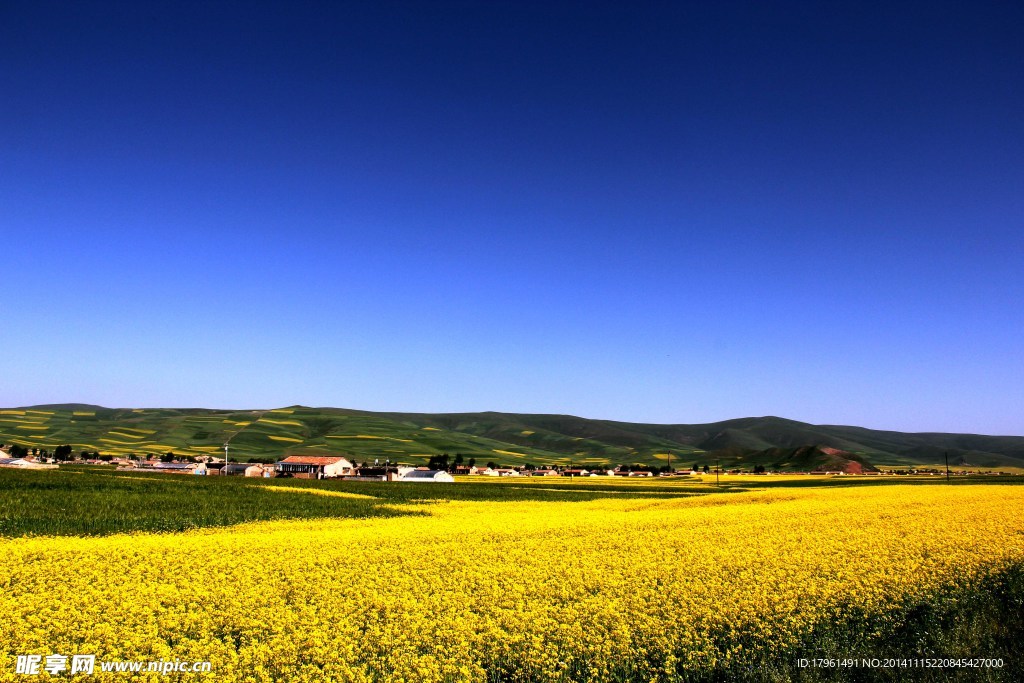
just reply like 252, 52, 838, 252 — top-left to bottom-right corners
1, 486, 1022, 682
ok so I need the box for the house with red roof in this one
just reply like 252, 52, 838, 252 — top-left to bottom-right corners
275, 455, 355, 479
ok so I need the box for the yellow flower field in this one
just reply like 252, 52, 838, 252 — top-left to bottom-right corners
492, 449, 528, 457
1, 485, 1022, 682
257, 418, 304, 427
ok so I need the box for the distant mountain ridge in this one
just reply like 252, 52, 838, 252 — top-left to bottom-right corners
2, 405, 1022, 471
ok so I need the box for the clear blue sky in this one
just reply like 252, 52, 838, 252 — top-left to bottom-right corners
2, 1, 1022, 434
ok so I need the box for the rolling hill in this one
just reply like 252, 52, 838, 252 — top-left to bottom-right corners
1, 405, 1022, 471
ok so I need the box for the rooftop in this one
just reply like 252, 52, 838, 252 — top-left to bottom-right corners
280, 455, 350, 465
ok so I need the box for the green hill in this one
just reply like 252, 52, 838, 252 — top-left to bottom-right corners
2, 405, 1023, 471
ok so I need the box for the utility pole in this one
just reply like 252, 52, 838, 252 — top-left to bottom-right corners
223, 442, 229, 476
945, 450, 950, 483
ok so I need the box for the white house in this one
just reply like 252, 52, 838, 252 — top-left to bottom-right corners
494, 468, 521, 477
562, 469, 590, 477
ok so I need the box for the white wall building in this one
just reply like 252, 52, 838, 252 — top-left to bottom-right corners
399, 469, 455, 483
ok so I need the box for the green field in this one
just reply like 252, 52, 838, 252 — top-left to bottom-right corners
2, 465, 1022, 538
0, 466, 719, 537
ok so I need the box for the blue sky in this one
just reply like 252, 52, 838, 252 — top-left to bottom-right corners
2, 1, 1022, 433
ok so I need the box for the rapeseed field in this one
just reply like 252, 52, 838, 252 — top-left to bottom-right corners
1, 485, 1022, 681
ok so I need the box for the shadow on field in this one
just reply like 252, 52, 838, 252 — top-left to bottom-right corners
0, 468, 426, 537
2, 467, 1021, 538
0, 467, 720, 537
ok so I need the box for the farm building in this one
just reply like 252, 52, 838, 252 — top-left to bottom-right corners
351, 465, 416, 481
0, 457, 57, 470
144, 462, 207, 475
276, 455, 354, 479
399, 469, 455, 483
562, 469, 591, 477
0, 457, 28, 467
493, 468, 521, 477
222, 463, 271, 477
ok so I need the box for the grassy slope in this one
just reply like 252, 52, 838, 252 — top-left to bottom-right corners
3, 405, 1024, 470
0, 406, 574, 466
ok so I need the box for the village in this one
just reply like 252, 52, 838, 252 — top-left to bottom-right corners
0, 449, 683, 481
1, 444, 1010, 479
